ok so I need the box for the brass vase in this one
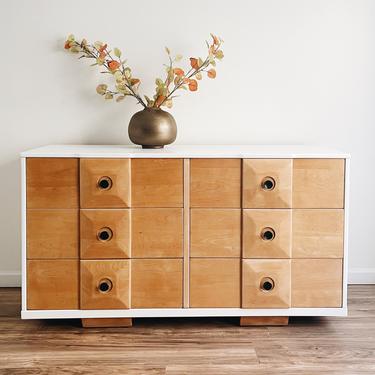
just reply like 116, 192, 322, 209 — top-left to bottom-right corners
128, 108, 177, 149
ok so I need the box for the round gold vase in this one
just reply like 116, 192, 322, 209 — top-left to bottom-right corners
128, 108, 177, 149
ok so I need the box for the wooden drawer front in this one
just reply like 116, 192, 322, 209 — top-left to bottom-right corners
131, 259, 183, 308
80, 210, 131, 259
81, 260, 130, 309
80, 159, 130, 208
190, 258, 240, 307
190, 159, 241, 208
27, 158, 79, 209
292, 209, 344, 258
242, 259, 291, 308
292, 159, 345, 208
131, 159, 183, 207
27, 209, 79, 259
27, 260, 79, 309
190, 209, 241, 257
243, 209, 291, 259
243, 159, 292, 208
291, 259, 342, 307
132, 208, 183, 258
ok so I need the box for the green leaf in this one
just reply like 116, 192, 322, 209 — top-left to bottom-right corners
116, 95, 125, 102
155, 78, 164, 87
114, 48, 122, 58
215, 50, 224, 60
96, 84, 108, 95
175, 54, 183, 62
114, 71, 125, 83
124, 68, 131, 79
165, 99, 173, 108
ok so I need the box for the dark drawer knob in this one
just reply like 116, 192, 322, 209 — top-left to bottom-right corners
98, 176, 112, 190
261, 176, 276, 191
260, 277, 275, 292
98, 278, 113, 293
97, 227, 113, 242
261, 227, 275, 241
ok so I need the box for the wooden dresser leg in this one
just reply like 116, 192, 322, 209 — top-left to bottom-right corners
81, 318, 133, 328
240, 316, 289, 326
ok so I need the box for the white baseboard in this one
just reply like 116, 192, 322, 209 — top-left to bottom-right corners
348, 268, 375, 284
0, 271, 21, 287
0, 268, 375, 287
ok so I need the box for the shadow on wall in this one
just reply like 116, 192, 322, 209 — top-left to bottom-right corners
0, 157, 21, 273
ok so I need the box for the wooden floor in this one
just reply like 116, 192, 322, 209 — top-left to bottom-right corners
0, 286, 374, 374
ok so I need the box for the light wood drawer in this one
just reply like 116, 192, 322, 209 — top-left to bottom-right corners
27, 158, 79, 209
27, 260, 79, 310
132, 208, 183, 258
80, 209, 131, 259
291, 259, 342, 307
292, 159, 345, 208
292, 209, 344, 258
131, 159, 183, 207
190, 159, 241, 208
27, 209, 79, 259
131, 259, 183, 308
190, 258, 240, 307
190, 209, 241, 257
242, 259, 291, 308
80, 158, 131, 209
80, 260, 130, 309
243, 159, 292, 208
242, 209, 291, 258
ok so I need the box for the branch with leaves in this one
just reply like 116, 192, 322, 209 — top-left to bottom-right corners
64, 34, 224, 109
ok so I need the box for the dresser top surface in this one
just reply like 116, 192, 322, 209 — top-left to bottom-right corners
20, 145, 350, 158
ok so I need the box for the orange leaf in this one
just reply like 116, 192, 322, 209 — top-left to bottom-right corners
99, 43, 107, 53
211, 33, 219, 45
108, 60, 120, 71
173, 68, 184, 76
64, 41, 72, 49
207, 68, 216, 79
188, 79, 198, 91
99, 51, 106, 59
155, 95, 166, 107
130, 78, 140, 85
190, 58, 199, 70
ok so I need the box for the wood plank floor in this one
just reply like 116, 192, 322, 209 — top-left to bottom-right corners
0, 285, 374, 374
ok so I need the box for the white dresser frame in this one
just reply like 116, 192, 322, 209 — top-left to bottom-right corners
20, 145, 350, 320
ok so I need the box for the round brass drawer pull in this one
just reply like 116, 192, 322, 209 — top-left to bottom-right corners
260, 277, 275, 292
261, 176, 276, 191
261, 227, 276, 241
98, 176, 112, 190
98, 278, 113, 293
97, 227, 113, 242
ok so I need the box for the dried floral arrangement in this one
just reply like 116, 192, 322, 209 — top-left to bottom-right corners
64, 34, 224, 109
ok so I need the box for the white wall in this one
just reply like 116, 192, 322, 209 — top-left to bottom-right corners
0, 0, 374, 285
